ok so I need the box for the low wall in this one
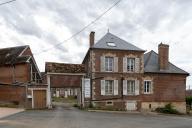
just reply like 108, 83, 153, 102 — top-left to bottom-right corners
0, 85, 26, 107
141, 102, 186, 114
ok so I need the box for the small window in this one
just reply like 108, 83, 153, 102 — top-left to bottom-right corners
105, 80, 114, 95
106, 101, 113, 106
107, 42, 116, 47
144, 80, 152, 94
105, 57, 114, 72
127, 58, 135, 72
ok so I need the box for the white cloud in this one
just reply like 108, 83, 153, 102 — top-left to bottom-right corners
0, 0, 191, 87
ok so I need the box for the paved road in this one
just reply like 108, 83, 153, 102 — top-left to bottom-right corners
0, 104, 192, 128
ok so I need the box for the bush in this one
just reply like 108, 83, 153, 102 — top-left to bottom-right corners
73, 104, 79, 107
155, 103, 179, 114
186, 96, 192, 109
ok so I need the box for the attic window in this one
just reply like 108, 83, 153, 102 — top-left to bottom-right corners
107, 42, 116, 47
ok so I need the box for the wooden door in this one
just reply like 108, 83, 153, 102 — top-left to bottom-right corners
33, 90, 46, 109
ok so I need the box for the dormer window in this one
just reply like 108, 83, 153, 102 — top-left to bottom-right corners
107, 42, 116, 47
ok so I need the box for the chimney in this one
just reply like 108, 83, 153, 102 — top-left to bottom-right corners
89, 31, 95, 47
158, 43, 169, 70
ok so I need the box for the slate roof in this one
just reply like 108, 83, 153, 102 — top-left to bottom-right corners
0, 45, 29, 66
144, 50, 189, 75
45, 62, 85, 73
92, 32, 145, 51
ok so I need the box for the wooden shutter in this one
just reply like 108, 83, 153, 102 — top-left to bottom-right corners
123, 80, 127, 95
114, 57, 118, 72
123, 57, 127, 72
135, 58, 140, 73
135, 80, 140, 95
100, 56, 105, 72
150, 81, 153, 94
114, 80, 118, 95
101, 80, 105, 95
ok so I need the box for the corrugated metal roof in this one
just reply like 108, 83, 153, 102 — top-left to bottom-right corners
92, 32, 145, 51
144, 50, 189, 74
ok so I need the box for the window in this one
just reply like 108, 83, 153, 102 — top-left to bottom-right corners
144, 80, 152, 94
127, 58, 135, 72
106, 101, 113, 106
105, 80, 114, 95
107, 42, 116, 47
127, 80, 135, 95
105, 57, 114, 71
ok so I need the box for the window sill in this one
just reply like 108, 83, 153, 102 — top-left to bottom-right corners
143, 93, 153, 95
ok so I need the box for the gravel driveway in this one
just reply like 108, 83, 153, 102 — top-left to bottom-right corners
0, 104, 192, 128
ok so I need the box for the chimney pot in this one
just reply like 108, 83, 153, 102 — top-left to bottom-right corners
89, 31, 95, 47
158, 43, 169, 70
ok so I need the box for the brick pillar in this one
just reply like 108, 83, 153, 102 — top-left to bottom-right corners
89, 31, 95, 47
158, 43, 169, 70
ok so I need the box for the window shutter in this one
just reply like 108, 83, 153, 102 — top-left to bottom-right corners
135, 80, 140, 95
150, 81, 153, 94
114, 80, 118, 95
123, 80, 127, 95
100, 56, 105, 72
135, 58, 140, 73
101, 80, 105, 95
114, 57, 118, 72
123, 57, 127, 72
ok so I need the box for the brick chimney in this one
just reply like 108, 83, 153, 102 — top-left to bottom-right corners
158, 43, 169, 70
89, 31, 95, 47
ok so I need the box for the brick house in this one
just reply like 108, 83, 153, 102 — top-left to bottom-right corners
82, 32, 189, 113
0, 45, 49, 109
45, 62, 85, 98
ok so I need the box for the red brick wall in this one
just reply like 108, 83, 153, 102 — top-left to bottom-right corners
0, 85, 26, 106
22, 47, 33, 56
0, 63, 30, 84
50, 74, 83, 88
92, 49, 144, 73
141, 73, 186, 102
85, 48, 187, 105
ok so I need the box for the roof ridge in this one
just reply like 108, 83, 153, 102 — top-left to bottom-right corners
0, 45, 29, 50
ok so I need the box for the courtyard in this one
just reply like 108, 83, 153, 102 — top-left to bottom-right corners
0, 104, 192, 128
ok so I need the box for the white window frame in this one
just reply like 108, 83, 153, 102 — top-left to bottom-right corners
144, 80, 152, 94
105, 80, 114, 95
127, 80, 135, 95
127, 58, 135, 72
105, 57, 114, 72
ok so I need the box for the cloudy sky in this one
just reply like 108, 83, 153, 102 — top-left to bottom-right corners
0, 0, 191, 87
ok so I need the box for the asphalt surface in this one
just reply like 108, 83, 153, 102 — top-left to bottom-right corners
0, 104, 192, 128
